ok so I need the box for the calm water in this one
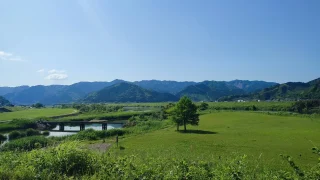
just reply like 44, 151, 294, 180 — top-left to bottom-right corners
49, 123, 123, 137
0, 123, 123, 143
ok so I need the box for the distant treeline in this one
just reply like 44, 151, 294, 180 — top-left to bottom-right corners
202, 101, 320, 114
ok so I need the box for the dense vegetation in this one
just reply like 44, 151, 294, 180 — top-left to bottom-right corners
0, 141, 319, 179
83, 82, 179, 103
1, 111, 320, 179
172, 96, 199, 131
1, 136, 50, 151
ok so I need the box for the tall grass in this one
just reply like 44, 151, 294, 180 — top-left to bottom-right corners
1, 136, 50, 151
0, 142, 319, 179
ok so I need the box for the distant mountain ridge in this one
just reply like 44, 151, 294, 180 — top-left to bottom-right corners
0, 86, 29, 96
219, 78, 320, 101
3, 80, 125, 105
176, 80, 278, 101
177, 81, 245, 101
133, 80, 196, 94
0, 79, 278, 104
83, 82, 179, 103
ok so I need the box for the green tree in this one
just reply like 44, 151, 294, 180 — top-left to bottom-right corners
198, 102, 209, 111
173, 96, 199, 132
32, 103, 44, 108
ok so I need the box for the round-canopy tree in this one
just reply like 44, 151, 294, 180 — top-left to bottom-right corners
172, 96, 199, 132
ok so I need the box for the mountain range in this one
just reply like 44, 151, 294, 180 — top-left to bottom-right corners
220, 78, 320, 101
0, 79, 278, 104
83, 82, 179, 103
2, 78, 317, 104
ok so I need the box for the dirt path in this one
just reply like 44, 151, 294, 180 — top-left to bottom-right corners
88, 143, 112, 153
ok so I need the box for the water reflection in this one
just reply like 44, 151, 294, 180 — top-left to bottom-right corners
51, 123, 123, 131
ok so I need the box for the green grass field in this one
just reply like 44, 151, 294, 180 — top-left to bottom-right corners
114, 112, 320, 170
0, 108, 76, 121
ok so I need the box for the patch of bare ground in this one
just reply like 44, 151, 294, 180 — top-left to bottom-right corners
88, 143, 112, 153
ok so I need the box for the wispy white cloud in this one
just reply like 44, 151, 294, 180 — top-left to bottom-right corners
43, 69, 68, 80
0, 51, 26, 62
48, 69, 66, 74
37, 69, 45, 73
45, 73, 68, 80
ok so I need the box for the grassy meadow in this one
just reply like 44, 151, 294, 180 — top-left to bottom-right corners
113, 111, 320, 170
0, 108, 76, 121
1, 102, 320, 178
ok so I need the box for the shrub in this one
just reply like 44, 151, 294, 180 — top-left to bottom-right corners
1, 136, 49, 151
8, 131, 22, 140
42, 131, 50, 136
26, 128, 41, 136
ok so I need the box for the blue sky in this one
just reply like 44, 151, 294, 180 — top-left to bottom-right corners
0, 0, 319, 86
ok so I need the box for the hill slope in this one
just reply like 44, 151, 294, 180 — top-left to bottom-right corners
4, 80, 125, 105
226, 80, 277, 93
0, 96, 11, 106
177, 81, 246, 101
0, 86, 29, 96
220, 78, 320, 101
83, 82, 179, 103
133, 80, 196, 94
1, 79, 277, 104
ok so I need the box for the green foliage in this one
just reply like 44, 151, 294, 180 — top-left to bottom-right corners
198, 102, 209, 111
0, 134, 7, 143
69, 119, 171, 141
1, 136, 49, 151
25, 128, 41, 136
291, 100, 320, 114
0, 107, 11, 113
72, 103, 123, 113
0, 142, 319, 179
32, 102, 44, 108
203, 101, 293, 112
8, 130, 24, 140
60, 111, 152, 122
172, 96, 199, 131
7, 129, 44, 141
0, 118, 37, 131
69, 128, 127, 141
42, 130, 50, 136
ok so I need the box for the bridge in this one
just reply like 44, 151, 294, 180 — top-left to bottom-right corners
43, 120, 124, 132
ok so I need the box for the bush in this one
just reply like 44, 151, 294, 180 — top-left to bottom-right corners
26, 128, 41, 136
0, 145, 319, 179
8, 131, 23, 140
42, 131, 50, 136
1, 136, 49, 151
